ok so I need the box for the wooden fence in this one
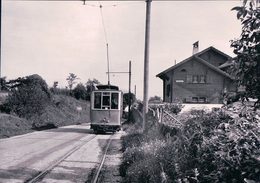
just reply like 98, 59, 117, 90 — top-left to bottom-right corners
134, 102, 183, 129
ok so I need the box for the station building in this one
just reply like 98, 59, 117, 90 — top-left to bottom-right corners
156, 45, 236, 104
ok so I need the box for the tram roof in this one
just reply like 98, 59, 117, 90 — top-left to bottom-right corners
96, 85, 119, 90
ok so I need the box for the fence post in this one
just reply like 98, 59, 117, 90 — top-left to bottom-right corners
160, 108, 164, 124
157, 107, 160, 122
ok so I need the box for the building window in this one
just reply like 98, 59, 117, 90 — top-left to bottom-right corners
181, 69, 187, 72
198, 97, 206, 103
192, 75, 198, 83
192, 97, 198, 102
199, 75, 206, 83
187, 75, 192, 83
187, 74, 206, 83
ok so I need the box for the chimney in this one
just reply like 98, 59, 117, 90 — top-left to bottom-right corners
192, 41, 199, 55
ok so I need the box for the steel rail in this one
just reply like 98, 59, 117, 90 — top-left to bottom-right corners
92, 134, 114, 183
25, 134, 96, 183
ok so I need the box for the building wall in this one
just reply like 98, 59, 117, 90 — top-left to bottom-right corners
163, 58, 234, 104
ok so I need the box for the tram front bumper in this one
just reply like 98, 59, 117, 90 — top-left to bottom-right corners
90, 124, 121, 132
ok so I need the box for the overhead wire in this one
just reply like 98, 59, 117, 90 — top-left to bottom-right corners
83, 1, 144, 84
98, 1, 112, 85
82, 1, 144, 7
82, 1, 117, 85
98, 2, 108, 45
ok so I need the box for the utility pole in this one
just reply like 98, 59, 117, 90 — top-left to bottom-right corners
128, 60, 131, 122
143, 0, 152, 131
0, 0, 2, 79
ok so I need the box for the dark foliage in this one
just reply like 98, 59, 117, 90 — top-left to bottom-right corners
86, 78, 100, 100
3, 74, 51, 118
73, 83, 88, 100
50, 87, 70, 96
121, 108, 260, 183
148, 95, 162, 103
123, 92, 136, 110
231, 0, 260, 107
0, 77, 9, 91
66, 73, 79, 92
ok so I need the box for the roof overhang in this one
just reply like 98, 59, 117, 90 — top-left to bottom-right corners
156, 46, 234, 80
156, 56, 234, 80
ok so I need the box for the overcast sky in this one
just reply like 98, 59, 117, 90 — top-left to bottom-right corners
2, 0, 242, 99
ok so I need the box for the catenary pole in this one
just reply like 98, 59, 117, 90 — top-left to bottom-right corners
143, 0, 152, 131
106, 43, 110, 85
128, 60, 132, 122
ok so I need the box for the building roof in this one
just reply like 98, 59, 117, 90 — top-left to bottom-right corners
218, 59, 234, 69
156, 46, 233, 80
196, 46, 232, 60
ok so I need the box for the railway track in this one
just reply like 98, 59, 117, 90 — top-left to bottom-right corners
92, 134, 113, 183
24, 133, 115, 183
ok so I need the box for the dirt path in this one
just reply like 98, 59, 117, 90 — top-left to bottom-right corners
97, 132, 123, 183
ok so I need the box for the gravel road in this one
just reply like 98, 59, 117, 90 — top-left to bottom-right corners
0, 123, 123, 183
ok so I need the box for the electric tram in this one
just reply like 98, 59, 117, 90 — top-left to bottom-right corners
90, 85, 123, 133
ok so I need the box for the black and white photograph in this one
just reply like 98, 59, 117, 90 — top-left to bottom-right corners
0, 0, 259, 182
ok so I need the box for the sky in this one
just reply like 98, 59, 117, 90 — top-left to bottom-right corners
2, 0, 242, 99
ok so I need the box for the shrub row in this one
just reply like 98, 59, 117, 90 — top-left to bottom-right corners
121, 107, 260, 183
0, 74, 90, 130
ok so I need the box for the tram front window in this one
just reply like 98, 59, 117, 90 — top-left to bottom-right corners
102, 95, 110, 109
94, 92, 101, 109
111, 93, 119, 109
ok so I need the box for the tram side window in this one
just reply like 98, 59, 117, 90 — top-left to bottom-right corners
94, 92, 101, 109
111, 93, 119, 109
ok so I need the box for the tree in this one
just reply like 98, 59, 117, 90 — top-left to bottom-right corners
86, 78, 100, 100
0, 77, 8, 91
73, 83, 88, 100
66, 73, 79, 92
123, 92, 136, 110
53, 81, 58, 88
4, 74, 52, 118
86, 78, 100, 92
50, 81, 59, 94
231, 0, 260, 107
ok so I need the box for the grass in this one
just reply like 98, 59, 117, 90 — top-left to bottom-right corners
31, 94, 90, 128
0, 113, 33, 138
0, 94, 90, 139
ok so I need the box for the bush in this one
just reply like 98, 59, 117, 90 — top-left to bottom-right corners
149, 102, 184, 116
121, 108, 260, 183
121, 131, 144, 152
4, 74, 51, 118
0, 113, 33, 138
50, 87, 70, 96
121, 140, 167, 183
73, 83, 88, 100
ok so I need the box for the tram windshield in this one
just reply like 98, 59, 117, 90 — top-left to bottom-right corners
93, 92, 119, 110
